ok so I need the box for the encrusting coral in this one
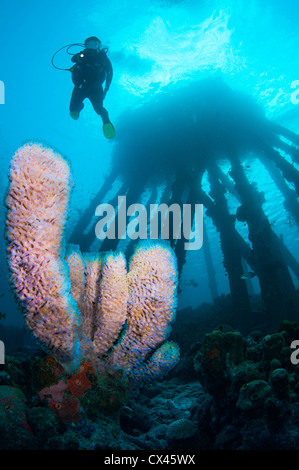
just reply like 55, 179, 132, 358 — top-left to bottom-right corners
5, 143, 180, 383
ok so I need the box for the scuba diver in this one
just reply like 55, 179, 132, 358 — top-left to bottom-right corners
69, 36, 115, 139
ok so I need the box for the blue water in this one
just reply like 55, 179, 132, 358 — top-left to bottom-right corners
1, 0, 299, 323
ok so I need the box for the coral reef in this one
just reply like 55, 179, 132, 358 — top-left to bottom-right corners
190, 320, 299, 448
0, 385, 36, 449
5, 143, 179, 382
194, 328, 247, 403
1, 313, 299, 449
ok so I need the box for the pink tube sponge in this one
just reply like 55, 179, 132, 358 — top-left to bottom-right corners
93, 252, 128, 356
80, 252, 103, 341
103, 243, 178, 380
6, 143, 80, 367
65, 244, 86, 314
6, 143, 179, 381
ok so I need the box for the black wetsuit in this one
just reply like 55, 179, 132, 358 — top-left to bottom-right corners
69, 48, 113, 124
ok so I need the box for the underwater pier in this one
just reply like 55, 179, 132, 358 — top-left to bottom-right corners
69, 78, 299, 331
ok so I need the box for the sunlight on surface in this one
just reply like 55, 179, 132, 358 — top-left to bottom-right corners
118, 11, 238, 95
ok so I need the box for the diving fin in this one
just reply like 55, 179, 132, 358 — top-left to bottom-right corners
103, 122, 116, 139
70, 111, 79, 120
